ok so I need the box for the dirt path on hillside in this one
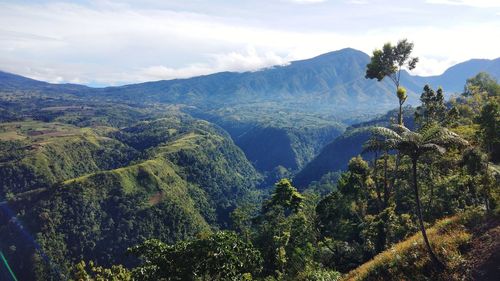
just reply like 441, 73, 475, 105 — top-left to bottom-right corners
463, 217, 500, 280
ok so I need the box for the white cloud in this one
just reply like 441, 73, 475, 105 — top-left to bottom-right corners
411, 57, 458, 77
0, 1, 498, 85
347, 0, 368, 4
0, 2, 344, 84
138, 47, 291, 81
286, 0, 327, 4
0, 47, 291, 85
426, 0, 500, 8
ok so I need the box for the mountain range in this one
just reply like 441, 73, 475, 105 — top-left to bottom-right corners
1, 48, 499, 176
2, 48, 499, 118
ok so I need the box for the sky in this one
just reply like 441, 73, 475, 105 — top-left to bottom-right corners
0, 0, 499, 86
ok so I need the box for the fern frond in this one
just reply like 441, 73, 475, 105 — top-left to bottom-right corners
420, 143, 446, 154
370, 127, 402, 141
390, 124, 411, 134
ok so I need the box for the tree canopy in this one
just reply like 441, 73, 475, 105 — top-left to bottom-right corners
366, 39, 419, 125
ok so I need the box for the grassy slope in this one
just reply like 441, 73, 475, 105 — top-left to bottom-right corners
50, 155, 211, 240
342, 210, 494, 281
462, 217, 500, 280
0, 122, 137, 196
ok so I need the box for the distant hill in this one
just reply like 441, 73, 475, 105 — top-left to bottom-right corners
64, 48, 396, 117
411, 58, 500, 93
0, 70, 88, 93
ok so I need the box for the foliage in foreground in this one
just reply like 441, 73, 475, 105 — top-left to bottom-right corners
127, 231, 262, 281
342, 209, 486, 281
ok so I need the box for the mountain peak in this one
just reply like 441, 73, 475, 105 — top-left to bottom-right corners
289, 48, 369, 68
309, 48, 367, 60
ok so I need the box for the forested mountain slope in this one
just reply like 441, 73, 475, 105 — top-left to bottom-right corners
294, 108, 415, 188
83, 49, 500, 117
190, 105, 346, 173
0, 115, 261, 280
412, 58, 500, 92
2, 49, 499, 119
89, 49, 399, 115
0, 71, 88, 93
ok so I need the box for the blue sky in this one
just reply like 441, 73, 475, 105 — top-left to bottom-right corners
0, 0, 499, 86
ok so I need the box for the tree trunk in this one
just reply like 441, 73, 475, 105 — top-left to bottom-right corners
484, 163, 491, 213
376, 219, 386, 253
468, 178, 479, 206
373, 154, 386, 251
412, 157, 445, 270
398, 100, 404, 126
428, 165, 434, 209
373, 153, 383, 212
383, 152, 389, 207
388, 152, 401, 206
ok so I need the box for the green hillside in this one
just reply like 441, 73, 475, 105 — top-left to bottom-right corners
0, 121, 138, 196
342, 211, 499, 281
0, 115, 262, 280
26, 157, 211, 278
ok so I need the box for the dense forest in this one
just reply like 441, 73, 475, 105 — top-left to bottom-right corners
73, 74, 500, 281
0, 42, 499, 281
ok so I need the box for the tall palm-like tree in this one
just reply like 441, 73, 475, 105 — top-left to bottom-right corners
366, 39, 418, 125
363, 137, 392, 208
366, 123, 468, 269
